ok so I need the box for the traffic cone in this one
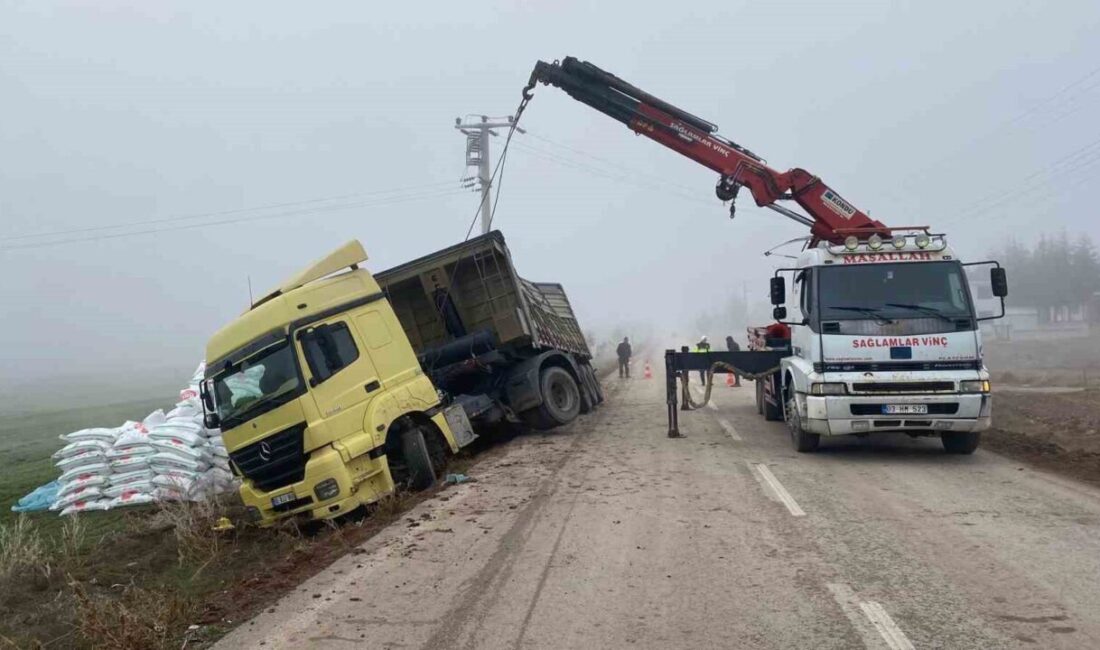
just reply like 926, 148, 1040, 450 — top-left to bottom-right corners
726, 372, 734, 387
644, 362, 653, 379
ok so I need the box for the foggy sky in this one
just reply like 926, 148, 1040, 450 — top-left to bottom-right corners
2, 0, 1099, 396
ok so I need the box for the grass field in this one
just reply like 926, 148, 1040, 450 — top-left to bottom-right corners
0, 352, 631, 648
0, 397, 169, 528
0, 393, 503, 647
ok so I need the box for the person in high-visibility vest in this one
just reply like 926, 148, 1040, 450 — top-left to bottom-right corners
694, 336, 711, 384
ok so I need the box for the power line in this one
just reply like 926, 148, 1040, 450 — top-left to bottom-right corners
1, 188, 467, 251
951, 153, 1100, 225
891, 62, 1100, 196
509, 140, 714, 206
522, 129, 702, 195
1, 180, 461, 244
948, 135, 1100, 223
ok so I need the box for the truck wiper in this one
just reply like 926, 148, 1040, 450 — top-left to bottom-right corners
885, 303, 954, 323
829, 306, 895, 325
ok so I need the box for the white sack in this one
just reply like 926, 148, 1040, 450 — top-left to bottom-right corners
142, 409, 167, 430
60, 499, 112, 515
152, 473, 198, 494
114, 426, 151, 449
53, 487, 105, 511
108, 492, 157, 509
149, 452, 209, 473
52, 439, 110, 460
59, 463, 111, 483
59, 427, 117, 444
58, 475, 109, 496
109, 455, 150, 473
149, 422, 205, 446
56, 451, 106, 472
110, 468, 154, 485
166, 402, 201, 421
149, 438, 212, 463
104, 481, 155, 498
106, 445, 155, 459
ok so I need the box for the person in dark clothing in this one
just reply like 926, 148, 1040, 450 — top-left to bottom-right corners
725, 335, 742, 386
616, 337, 632, 378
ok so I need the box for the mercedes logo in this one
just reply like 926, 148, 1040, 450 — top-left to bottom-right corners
258, 440, 273, 462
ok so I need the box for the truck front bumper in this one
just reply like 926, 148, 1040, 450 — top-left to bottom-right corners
238, 444, 393, 527
800, 392, 992, 436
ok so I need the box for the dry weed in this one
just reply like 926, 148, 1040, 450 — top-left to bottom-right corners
371, 494, 411, 523
154, 497, 234, 568
0, 515, 50, 582
70, 580, 193, 650
57, 514, 87, 567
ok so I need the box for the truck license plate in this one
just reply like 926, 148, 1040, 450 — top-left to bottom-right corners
882, 404, 928, 415
271, 492, 297, 507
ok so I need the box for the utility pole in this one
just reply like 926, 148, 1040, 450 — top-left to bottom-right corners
455, 115, 524, 235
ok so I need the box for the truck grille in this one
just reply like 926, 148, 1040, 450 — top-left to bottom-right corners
850, 403, 959, 415
229, 423, 309, 492
851, 381, 955, 394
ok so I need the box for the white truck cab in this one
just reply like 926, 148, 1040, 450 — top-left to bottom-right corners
771, 231, 1007, 454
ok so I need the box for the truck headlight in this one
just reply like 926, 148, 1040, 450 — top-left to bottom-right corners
810, 382, 847, 395
959, 380, 991, 393
314, 478, 340, 501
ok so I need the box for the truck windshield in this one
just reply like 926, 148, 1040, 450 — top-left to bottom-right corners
817, 261, 973, 323
211, 340, 301, 429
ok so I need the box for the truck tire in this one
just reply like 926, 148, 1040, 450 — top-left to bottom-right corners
763, 376, 783, 421
787, 395, 820, 453
526, 366, 582, 430
584, 364, 604, 404
578, 364, 598, 414
941, 431, 981, 454
579, 380, 595, 415
399, 426, 437, 490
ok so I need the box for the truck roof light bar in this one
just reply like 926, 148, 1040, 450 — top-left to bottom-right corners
827, 232, 948, 255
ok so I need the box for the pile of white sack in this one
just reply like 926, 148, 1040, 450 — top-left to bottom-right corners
49, 363, 237, 516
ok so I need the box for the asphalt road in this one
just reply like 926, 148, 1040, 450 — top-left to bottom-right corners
217, 371, 1100, 649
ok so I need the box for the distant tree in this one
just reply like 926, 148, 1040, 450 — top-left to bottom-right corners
992, 232, 1100, 321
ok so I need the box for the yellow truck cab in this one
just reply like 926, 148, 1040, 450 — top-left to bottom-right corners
201, 241, 466, 525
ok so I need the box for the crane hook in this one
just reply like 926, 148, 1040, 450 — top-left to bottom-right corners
715, 177, 740, 219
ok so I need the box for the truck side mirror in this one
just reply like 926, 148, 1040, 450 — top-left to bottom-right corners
990, 267, 1008, 298
199, 380, 221, 430
770, 277, 786, 305
773, 306, 787, 320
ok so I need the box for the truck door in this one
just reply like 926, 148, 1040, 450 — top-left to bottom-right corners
793, 269, 815, 361
297, 318, 379, 441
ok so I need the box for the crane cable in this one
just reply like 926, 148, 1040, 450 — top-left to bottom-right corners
678, 361, 780, 410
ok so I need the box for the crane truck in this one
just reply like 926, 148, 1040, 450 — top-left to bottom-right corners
523, 56, 1008, 454
199, 231, 600, 526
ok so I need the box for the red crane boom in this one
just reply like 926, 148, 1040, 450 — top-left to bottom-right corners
524, 57, 888, 244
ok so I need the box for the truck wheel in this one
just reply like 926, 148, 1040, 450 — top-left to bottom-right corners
529, 366, 582, 430
399, 426, 437, 490
579, 380, 595, 414
578, 365, 597, 414
584, 364, 604, 404
787, 395, 820, 453
763, 376, 783, 422
942, 431, 981, 454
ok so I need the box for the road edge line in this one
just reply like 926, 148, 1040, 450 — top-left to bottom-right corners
753, 463, 806, 517
717, 418, 742, 442
859, 601, 916, 650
